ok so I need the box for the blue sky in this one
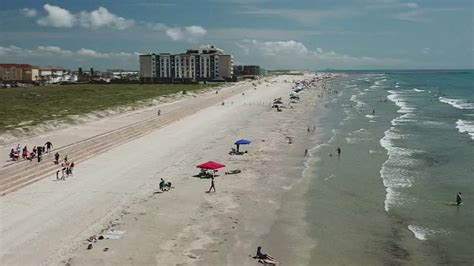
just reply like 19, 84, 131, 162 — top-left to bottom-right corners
0, 0, 472, 70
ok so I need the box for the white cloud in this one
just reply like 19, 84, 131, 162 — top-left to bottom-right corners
29, 4, 205, 40
165, 25, 207, 42
238, 7, 356, 25
237, 39, 408, 69
36, 4, 134, 30
405, 2, 419, 9
37, 4, 76, 27
395, 10, 426, 22
0, 45, 135, 59
240, 40, 308, 56
37, 45, 73, 55
21, 8, 37, 17
0, 45, 25, 56
421, 47, 431, 55
79, 7, 134, 30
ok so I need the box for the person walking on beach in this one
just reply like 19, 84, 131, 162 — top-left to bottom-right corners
337, 147, 342, 157
54, 152, 60, 164
37, 146, 43, 162
157, 109, 161, 116
304, 149, 308, 157
207, 176, 216, 193
456, 192, 462, 206
44, 141, 53, 153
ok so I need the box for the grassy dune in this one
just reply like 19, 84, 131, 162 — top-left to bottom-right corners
0, 83, 217, 133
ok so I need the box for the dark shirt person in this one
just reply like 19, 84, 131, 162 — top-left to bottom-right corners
37, 146, 43, 162
256, 246, 268, 260
456, 192, 462, 206
44, 141, 53, 153
54, 152, 60, 164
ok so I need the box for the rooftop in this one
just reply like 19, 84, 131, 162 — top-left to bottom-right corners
0, 64, 34, 68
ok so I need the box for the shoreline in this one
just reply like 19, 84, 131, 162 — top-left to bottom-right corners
0, 74, 330, 265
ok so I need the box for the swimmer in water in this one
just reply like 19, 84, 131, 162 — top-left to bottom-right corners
456, 192, 462, 206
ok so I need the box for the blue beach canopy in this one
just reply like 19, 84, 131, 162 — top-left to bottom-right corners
234, 139, 251, 145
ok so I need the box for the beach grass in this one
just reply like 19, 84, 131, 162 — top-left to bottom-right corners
0, 83, 217, 133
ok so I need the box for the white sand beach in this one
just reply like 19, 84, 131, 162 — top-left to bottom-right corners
0, 75, 325, 265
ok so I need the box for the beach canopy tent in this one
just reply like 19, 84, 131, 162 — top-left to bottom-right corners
197, 161, 226, 170
234, 139, 251, 152
234, 139, 251, 145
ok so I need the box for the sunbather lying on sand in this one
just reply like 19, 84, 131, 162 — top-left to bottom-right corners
253, 246, 278, 265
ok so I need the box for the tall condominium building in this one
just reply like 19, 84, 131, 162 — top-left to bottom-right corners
139, 45, 234, 83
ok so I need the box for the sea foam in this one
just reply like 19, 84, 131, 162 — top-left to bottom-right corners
456, 119, 474, 140
408, 224, 434, 241
439, 97, 474, 110
379, 89, 420, 212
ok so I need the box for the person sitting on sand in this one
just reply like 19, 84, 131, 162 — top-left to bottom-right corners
256, 246, 270, 260
27, 151, 36, 161
9, 149, 18, 161
159, 178, 171, 191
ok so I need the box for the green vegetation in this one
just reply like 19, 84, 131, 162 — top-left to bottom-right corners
0, 83, 217, 133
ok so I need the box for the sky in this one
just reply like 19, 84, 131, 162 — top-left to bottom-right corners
0, 0, 473, 70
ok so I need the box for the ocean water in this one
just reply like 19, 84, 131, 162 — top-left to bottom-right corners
305, 70, 474, 264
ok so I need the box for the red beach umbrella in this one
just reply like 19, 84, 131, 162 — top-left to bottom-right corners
196, 161, 226, 170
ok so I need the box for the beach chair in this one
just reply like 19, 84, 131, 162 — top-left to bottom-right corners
225, 169, 241, 175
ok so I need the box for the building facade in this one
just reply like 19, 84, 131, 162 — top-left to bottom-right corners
233, 65, 260, 78
0, 64, 40, 82
139, 45, 233, 83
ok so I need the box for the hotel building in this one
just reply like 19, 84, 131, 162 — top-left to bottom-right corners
0, 64, 40, 82
139, 45, 233, 83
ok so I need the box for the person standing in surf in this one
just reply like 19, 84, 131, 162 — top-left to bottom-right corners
337, 147, 342, 157
456, 192, 462, 206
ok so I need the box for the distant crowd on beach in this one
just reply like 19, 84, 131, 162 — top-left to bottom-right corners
7, 140, 76, 181
8, 141, 53, 163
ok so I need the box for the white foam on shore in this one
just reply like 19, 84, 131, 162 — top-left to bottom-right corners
408, 224, 434, 241
439, 97, 474, 110
455, 119, 474, 140
413, 88, 425, 92
350, 94, 365, 109
379, 89, 422, 212
391, 113, 416, 126
423, 121, 444, 126
387, 90, 416, 114
374, 79, 387, 86
346, 128, 371, 144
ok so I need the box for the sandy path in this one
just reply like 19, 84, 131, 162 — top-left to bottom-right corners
0, 75, 321, 265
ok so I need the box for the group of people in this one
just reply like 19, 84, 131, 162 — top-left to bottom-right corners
8, 141, 53, 163
55, 157, 75, 181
